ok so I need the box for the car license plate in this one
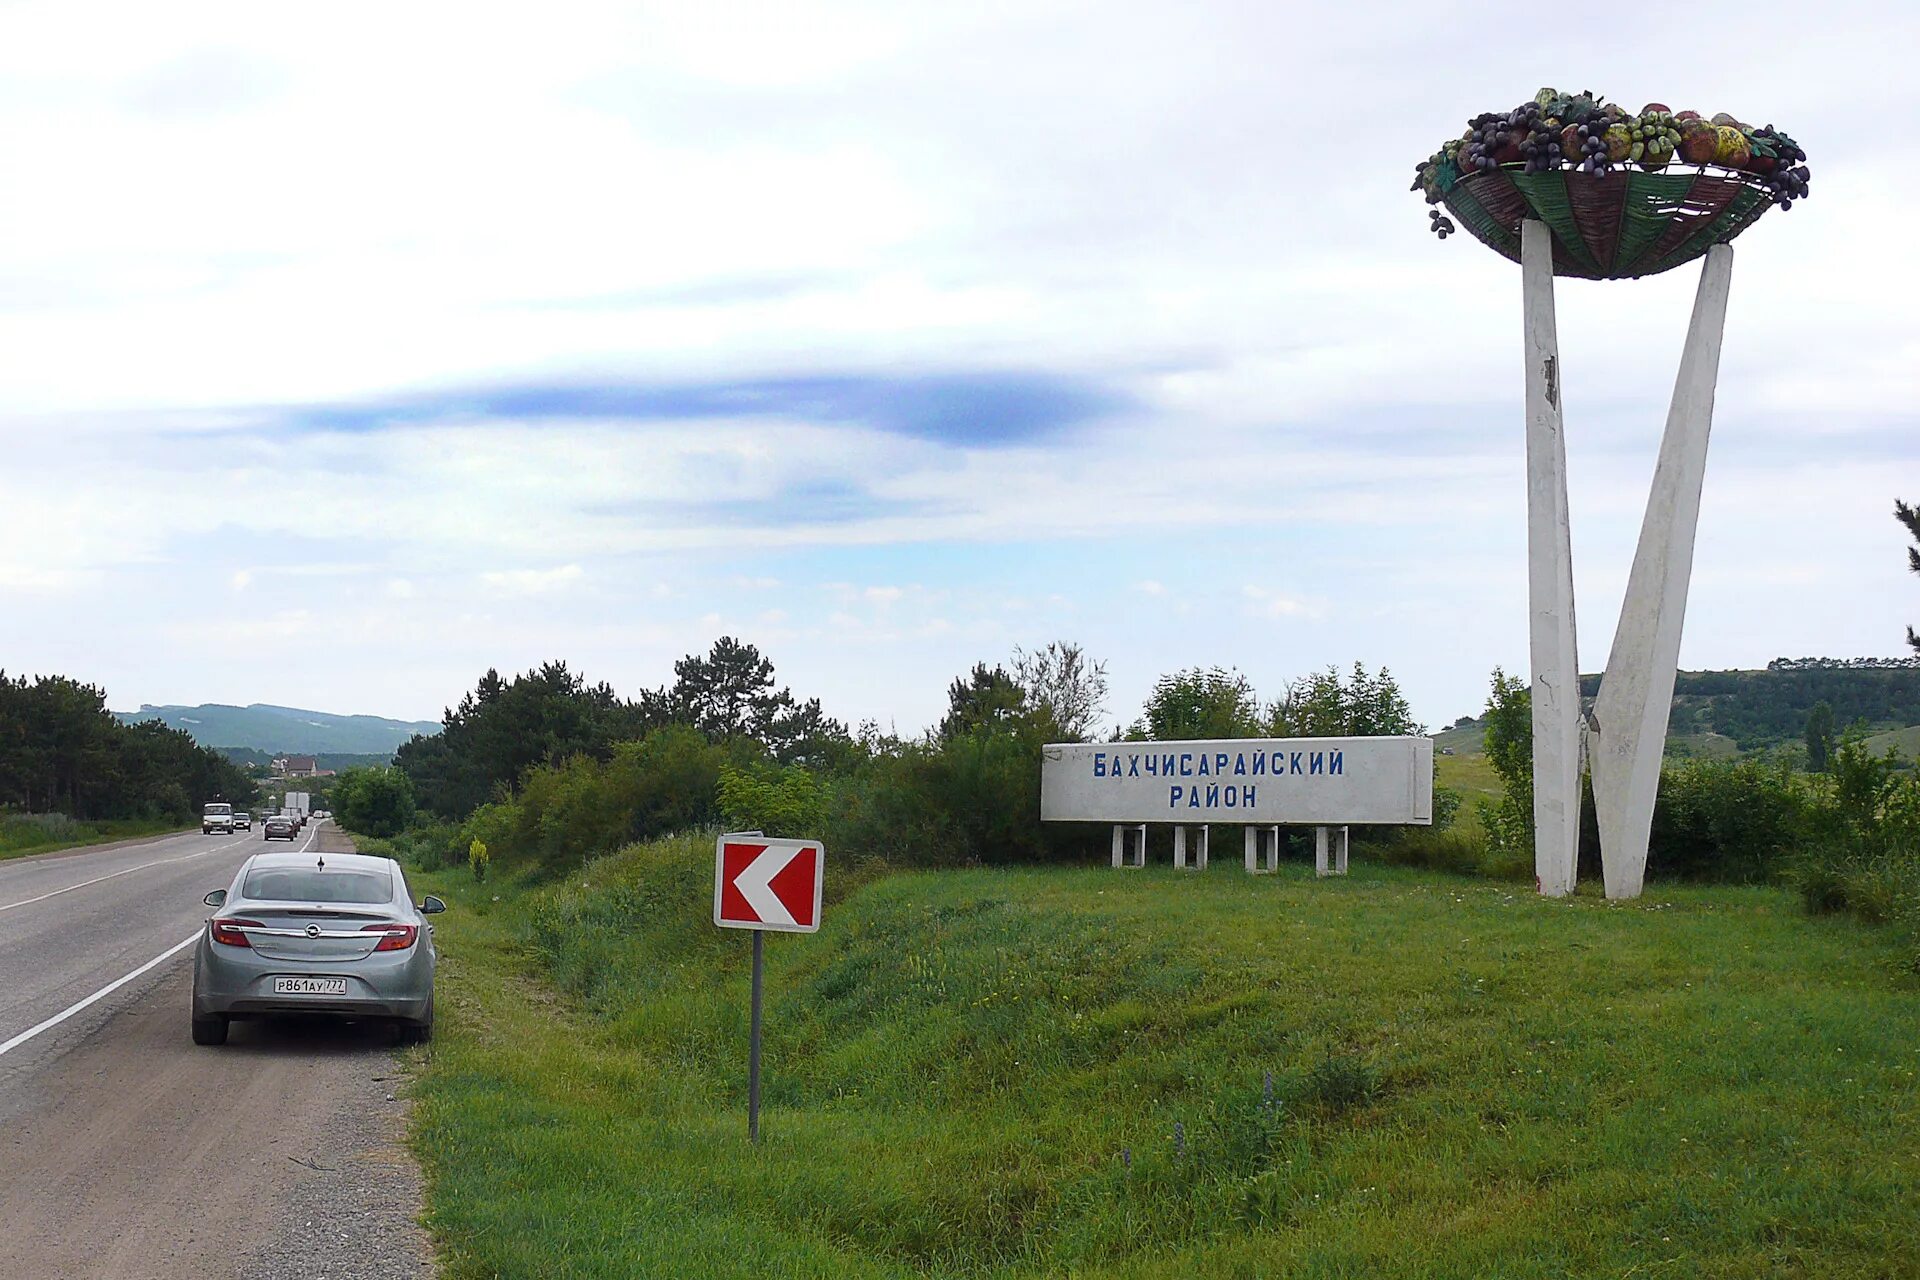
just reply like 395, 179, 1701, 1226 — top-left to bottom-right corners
274, 976, 348, 996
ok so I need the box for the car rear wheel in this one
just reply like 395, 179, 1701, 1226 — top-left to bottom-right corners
397, 1001, 433, 1046
191, 1013, 229, 1046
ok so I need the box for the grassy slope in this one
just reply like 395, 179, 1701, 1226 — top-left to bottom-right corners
0, 817, 183, 862
405, 838, 1919, 1279
1862, 724, 1920, 760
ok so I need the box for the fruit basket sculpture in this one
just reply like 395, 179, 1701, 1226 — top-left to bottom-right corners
1414, 89, 1810, 279
1415, 90, 1809, 903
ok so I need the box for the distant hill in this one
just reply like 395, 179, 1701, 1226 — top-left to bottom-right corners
1442, 660, 1919, 761
112, 703, 439, 756
212, 747, 404, 772
1577, 660, 1920, 752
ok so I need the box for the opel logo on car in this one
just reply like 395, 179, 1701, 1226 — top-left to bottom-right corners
305, 923, 321, 938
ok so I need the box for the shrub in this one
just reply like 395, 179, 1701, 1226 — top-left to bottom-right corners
827, 726, 1097, 866
1649, 757, 1806, 883
1786, 742, 1920, 968
332, 767, 416, 838
1371, 827, 1504, 879
716, 762, 828, 837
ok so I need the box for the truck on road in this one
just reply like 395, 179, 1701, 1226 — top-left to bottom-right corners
202, 802, 236, 835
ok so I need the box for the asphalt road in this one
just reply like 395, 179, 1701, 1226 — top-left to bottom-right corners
0, 821, 432, 1279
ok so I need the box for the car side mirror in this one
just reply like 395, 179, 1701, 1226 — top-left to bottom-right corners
204, 889, 227, 907
420, 895, 446, 914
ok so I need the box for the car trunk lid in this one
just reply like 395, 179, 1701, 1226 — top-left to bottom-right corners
240, 908, 393, 961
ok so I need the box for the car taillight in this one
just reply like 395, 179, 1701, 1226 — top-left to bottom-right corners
210, 918, 262, 947
360, 923, 418, 951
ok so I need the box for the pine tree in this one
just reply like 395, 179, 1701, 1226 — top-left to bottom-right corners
1898, 499, 1920, 654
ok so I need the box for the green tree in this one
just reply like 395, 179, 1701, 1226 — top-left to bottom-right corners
1804, 700, 1836, 772
1134, 667, 1261, 740
1011, 641, 1109, 741
1899, 499, 1920, 653
1272, 664, 1419, 736
1276, 667, 1345, 736
648, 637, 850, 765
0, 670, 253, 820
717, 762, 828, 837
333, 766, 416, 838
1480, 667, 1534, 865
396, 660, 641, 818
940, 664, 1029, 742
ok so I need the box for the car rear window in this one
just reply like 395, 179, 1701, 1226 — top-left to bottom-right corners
205, 804, 232, 815
243, 868, 391, 904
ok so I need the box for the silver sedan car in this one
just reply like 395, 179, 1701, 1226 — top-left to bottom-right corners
192, 850, 444, 1046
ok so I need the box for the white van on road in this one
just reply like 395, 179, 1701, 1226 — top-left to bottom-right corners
202, 802, 235, 835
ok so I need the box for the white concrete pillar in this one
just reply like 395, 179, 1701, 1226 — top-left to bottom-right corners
1112, 823, 1146, 869
1316, 826, 1349, 877
1174, 825, 1189, 869
1243, 825, 1281, 873
1194, 825, 1209, 871
1591, 244, 1734, 900
1111, 823, 1125, 869
1521, 218, 1583, 898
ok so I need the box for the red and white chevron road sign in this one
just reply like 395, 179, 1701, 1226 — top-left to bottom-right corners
713, 836, 824, 933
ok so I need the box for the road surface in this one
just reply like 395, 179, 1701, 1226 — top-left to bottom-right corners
0, 821, 432, 1279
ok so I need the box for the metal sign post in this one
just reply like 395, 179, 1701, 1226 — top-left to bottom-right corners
747, 931, 765, 1142
713, 833, 824, 1143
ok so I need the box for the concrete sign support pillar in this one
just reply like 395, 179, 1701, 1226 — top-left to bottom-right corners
1591, 243, 1734, 900
1314, 826, 1349, 877
1110, 823, 1147, 869
1521, 218, 1583, 899
1518, 221, 1734, 901
1174, 825, 1210, 871
1244, 825, 1281, 874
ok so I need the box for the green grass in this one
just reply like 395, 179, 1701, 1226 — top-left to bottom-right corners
1433, 750, 1503, 840
1860, 724, 1920, 762
0, 814, 184, 861
1666, 731, 1744, 760
403, 838, 1920, 1279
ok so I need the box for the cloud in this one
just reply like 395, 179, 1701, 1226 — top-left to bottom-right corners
479, 565, 585, 596
1, 2, 1915, 732
274, 369, 1127, 448
1242, 586, 1326, 621
230, 570, 253, 592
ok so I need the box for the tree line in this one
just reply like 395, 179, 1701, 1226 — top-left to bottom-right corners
0, 671, 258, 821
369, 640, 1421, 873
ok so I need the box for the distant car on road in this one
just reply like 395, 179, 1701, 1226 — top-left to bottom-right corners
262, 814, 297, 841
202, 803, 235, 835
192, 851, 444, 1046
233, 811, 252, 831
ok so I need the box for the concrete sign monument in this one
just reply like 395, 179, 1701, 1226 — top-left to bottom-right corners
1042, 737, 1432, 875
1415, 88, 1810, 898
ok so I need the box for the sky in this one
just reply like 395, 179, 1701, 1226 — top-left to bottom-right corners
1, 0, 1915, 735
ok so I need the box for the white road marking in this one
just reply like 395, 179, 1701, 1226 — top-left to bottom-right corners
0, 821, 332, 1060
0, 832, 256, 914
0, 931, 201, 1058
